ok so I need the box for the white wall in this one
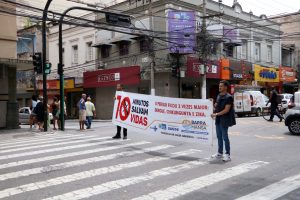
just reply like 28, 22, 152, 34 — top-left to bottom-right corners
48, 25, 96, 79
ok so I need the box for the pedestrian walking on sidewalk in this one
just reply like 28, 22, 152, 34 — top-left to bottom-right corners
267, 87, 283, 122
211, 80, 236, 162
52, 97, 59, 130
85, 97, 96, 129
78, 93, 87, 130
112, 84, 127, 139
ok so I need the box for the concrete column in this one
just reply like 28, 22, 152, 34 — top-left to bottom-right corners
6, 66, 19, 129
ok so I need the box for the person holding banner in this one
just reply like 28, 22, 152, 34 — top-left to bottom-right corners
112, 84, 128, 139
211, 80, 236, 162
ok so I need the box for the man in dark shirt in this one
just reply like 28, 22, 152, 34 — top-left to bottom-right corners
211, 80, 236, 162
112, 84, 128, 140
267, 87, 283, 122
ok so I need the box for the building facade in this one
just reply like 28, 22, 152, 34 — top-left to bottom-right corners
82, 0, 282, 119
48, 13, 97, 118
0, 2, 24, 128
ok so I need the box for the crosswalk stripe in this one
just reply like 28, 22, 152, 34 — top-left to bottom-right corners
0, 137, 115, 161
0, 135, 102, 153
132, 161, 269, 200
0, 141, 150, 170
235, 173, 300, 200
0, 140, 163, 181
0, 133, 86, 147
0, 145, 182, 199
0, 134, 97, 150
42, 156, 208, 200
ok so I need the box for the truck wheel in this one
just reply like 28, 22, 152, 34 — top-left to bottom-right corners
288, 118, 300, 135
256, 108, 262, 117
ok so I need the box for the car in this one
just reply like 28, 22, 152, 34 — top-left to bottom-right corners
280, 93, 293, 109
234, 90, 270, 117
19, 107, 32, 124
19, 107, 54, 125
284, 91, 300, 135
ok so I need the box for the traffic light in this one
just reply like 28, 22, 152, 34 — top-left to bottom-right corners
44, 62, 52, 75
171, 65, 178, 77
32, 52, 42, 74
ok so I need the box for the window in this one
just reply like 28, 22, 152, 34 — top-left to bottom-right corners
241, 41, 247, 59
72, 45, 78, 64
140, 39, 149, 52
224, 44, 234, 57
254, 43, 261, 62
119, 42, 129, 56
267, 45, 272, 63
86, 42, 93, 62
101, 46, 110, 58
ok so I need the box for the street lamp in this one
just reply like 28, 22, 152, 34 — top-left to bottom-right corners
58, 6, 131, 130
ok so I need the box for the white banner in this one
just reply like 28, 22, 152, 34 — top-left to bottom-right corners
112, 92, 214, 144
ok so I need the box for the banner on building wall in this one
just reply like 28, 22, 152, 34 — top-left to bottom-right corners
254, 64, 279, 83
220, 58, 230, 80
279, 66, 296, 82
112, 91, 214, 144
186, 56, 221, 79
168, 11, 196, 54
83, 66, 140, 88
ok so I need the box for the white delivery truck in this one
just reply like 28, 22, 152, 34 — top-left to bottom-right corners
234, 90, 270, 117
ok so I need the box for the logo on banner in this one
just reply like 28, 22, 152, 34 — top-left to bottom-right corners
259, 69, 277, 79
181, 120, 208, 135
98, 73, 120, 82
158, 124, 167, 130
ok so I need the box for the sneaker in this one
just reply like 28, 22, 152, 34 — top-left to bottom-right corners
210, 153, 223, 160
123, 136, 127, 140
222, 154, 231, 162
267, 119, 273, 122
112, 135, 121, 139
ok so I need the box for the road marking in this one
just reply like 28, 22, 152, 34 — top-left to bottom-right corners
0, 133, 83, 146
235, 173, 300, 200
0, 141, 150, 170
254, 135, 286, 140
0, 147, 194, 199
133, 161, 268, 200
42, 156, 208, 200
0, 134, 96, 150
0, 137, 115, 161
0, 135, 103, 153
0, 142, 170, 181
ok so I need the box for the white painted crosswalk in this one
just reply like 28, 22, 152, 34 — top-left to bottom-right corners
0, 132, 298, 200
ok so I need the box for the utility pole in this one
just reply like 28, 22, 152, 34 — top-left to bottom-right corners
201, 0, 207, 99
149, 0, 155, 95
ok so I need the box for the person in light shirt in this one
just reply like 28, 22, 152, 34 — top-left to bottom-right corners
85, 96, 96, 129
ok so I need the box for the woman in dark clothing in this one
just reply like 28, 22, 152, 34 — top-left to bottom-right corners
52, 97, 59, 130
35, 96, 44, 131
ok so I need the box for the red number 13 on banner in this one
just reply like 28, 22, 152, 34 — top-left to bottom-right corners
115, 95, 131, 121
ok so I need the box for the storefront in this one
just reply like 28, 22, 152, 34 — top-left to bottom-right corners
253, 64, 279, 95
185, 56, 221, 99
279, 66, 297, 93
37, 78, 82, 118
83, 66, 142, 119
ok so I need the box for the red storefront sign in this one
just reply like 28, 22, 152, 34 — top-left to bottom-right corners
279, 66, 296, 82
186, 56, 220, 79
83, 66, 141, 88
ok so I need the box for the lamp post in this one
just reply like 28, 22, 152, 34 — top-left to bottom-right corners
42, 0, 53, 132
58, 6, 131, 130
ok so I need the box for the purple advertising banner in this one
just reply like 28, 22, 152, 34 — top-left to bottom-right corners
223, 25, 239, 40
168, 11, 196, 54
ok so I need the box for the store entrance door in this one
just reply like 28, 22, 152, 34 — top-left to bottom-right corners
182, 82, 201, 99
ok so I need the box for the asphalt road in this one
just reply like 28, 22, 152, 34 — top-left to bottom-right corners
0, 116, 299, 200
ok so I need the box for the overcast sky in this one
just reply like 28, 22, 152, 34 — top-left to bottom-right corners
23, 0, 300, 17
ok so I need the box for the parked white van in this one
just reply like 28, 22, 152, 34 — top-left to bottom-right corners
234, 91, 270, 117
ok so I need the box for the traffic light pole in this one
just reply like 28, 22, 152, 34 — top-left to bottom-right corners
42, 0, 53, 132
58, 6, 131, 131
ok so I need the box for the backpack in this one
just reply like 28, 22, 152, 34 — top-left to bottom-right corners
276, 94, 283, 104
